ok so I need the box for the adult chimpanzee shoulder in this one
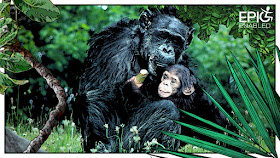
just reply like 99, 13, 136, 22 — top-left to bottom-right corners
74, 7, 194, 152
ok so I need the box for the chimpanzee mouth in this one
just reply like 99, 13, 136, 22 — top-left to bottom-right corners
156, 62, 168, 68
158, 89, 169, 94
148, 55, 169, 76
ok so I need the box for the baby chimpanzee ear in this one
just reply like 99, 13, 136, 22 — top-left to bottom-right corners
183, 86, 195, 96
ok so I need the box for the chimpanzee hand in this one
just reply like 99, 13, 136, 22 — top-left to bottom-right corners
127, 76, 143, 89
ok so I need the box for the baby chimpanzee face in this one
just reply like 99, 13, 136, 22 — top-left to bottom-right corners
158, 70, 181, 98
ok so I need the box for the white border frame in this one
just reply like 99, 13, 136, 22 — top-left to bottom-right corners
1, 1, 279, 157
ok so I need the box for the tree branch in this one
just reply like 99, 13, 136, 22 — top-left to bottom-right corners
7, 40, 66, 153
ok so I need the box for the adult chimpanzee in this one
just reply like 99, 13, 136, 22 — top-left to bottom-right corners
74, 7, 194, 152
120, 64, 232, 150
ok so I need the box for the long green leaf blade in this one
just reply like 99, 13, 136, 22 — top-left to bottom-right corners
231, 52, 279, 137
256, 48, 280, 121
245, 46, 258, 74
203, 89, 249, 136
226, 57, 277, 157
163, 131, 254, 158
180, 109, 253, 143
212, 74, 259, 143
175, 120, 269, 157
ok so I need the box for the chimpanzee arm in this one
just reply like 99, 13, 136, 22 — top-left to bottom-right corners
120, 80, 149, 114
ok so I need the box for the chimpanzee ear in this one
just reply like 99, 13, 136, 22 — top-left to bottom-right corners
185, 28, 195, 50
183, 86, 195, 96
139, 9, 153, 32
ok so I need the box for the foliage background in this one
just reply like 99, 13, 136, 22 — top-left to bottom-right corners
5, 5, 276, 151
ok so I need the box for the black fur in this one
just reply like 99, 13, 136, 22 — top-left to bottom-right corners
74, 7, 194, 152
122, 64, 232, 148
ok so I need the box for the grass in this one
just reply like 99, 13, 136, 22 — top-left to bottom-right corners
6, 109, 209, 153
6, 114, 84, 153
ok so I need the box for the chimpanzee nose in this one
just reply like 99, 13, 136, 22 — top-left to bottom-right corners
163, 47, 174, 55
163, 80, 170, 86
161, 45, 174, 55
157, 45, 176, 66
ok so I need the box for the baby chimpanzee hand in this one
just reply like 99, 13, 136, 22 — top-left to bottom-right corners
127, 76, 143, 89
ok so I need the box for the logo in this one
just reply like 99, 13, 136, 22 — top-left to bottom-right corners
239, 6, 273, 28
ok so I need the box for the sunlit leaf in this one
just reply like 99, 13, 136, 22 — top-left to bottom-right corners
0, 52, 32, 73
0, 3, 9, 14
13, 0, 60, 23
0, 72, 29, 94
0, 17, 18, 47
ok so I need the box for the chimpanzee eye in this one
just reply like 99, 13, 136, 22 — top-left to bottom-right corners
163, 74, 168, 79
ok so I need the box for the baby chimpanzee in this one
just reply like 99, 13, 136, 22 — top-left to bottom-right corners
121, 64, 201, 116
119, 64, 232, 150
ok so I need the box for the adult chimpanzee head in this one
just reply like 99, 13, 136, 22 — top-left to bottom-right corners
139, 7, 194, 76
158, 64, 197, 98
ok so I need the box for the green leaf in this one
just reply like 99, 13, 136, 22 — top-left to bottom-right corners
0, 3, 9, 14
0, 85, 8, 94
267, 30, 275, 34
200, 24, 208, 29
226, 19, 230, 27
257, 30, 265, 37
175, 121, 269, 156
0, 52, 32, 73
212, 13, 221, 18
222, 17, 228, 22
253, 35, 261, 40
255, 49, 280, 122
0, 18, 18, 47
245, 46, 258, 72
267, 36, 275, 42
13, 0, 60, 23
267, 42, 275, 48
226, 57, 277, 157
203, 89, 250, 138
202, 16, 211, 21
231, 52, 279, 138
212, 74, 259, 143
162, 132, 254, 158
0, 72, 29, 94
277, 46, 280, 61
180, 109, 253, 143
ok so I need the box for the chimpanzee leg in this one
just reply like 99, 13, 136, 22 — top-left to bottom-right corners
122, 100, 181, 151
75, 93, 120, 153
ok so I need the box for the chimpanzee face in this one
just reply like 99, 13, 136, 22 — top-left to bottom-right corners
141, 14, 193, 76
158, 70, 181, 98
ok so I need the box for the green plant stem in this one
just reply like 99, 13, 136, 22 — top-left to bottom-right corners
16, 85, 19, 126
